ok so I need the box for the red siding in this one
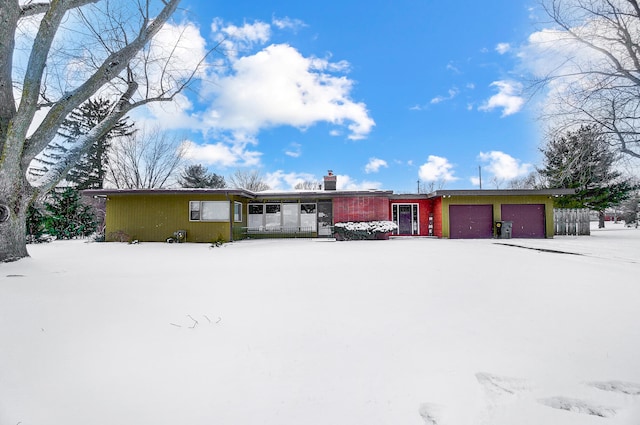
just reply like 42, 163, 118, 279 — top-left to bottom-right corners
333, 196, 390, 223
433, 197, 443, 237
389, 199, 434, 236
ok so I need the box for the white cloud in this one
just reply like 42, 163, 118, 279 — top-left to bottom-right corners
205, 43, 375, 140
272, 16, 307, 32
446, 62, 461, 74
364, 158, 388, 174
479, 80, 524, 117
478, 151, 532, 180
211, 18, 271, 58
496, 42, 511, 54
181, 139, 261, 168
284, 142, 302, 158
431, 88, 459, 104
265, 170, 317, 190
336, 174, 382, 190
418, 155, 457, 182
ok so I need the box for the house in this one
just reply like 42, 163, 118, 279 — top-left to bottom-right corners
84, 174, 574, 242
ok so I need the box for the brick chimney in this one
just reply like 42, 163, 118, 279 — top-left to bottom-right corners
323, 170, 337, 191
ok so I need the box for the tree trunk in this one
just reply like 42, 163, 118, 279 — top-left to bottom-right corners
598, 210, 606, 229
0, 173, 31, 262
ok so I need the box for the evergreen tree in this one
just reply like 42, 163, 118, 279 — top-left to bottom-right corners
30, 98, 134, 189
25, 203, 48, 243
178, 164, 226, 188
539, 125, 636, 227
44, 188, 97, 239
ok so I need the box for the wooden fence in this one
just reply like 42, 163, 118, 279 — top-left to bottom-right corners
554, 208, 591, 236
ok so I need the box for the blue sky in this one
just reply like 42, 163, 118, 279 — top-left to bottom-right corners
143, 0, 546, 191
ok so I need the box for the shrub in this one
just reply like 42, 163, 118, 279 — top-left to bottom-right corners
333, 221, 398, 240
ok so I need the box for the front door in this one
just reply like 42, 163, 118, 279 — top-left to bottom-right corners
392, 204, 419, 235
398, 205, 413, 234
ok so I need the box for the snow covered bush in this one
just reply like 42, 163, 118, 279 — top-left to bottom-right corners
333, 221, 398, 240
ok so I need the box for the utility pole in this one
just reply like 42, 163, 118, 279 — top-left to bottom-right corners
417, 180, 420, 194
478, 166, 482, 189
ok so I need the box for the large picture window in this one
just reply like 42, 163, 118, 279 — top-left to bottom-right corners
247, 202, 317, 231
190, 201, 230, 221
248, 204, 264, 229
265, 204, 281, 229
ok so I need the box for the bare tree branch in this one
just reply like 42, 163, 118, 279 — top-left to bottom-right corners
19, 0, 99, 19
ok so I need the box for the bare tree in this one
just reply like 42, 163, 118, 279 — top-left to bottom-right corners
106, 126, 186, 189
536, 0, 640, 160
294, 180, 322, 190
0, 0, 211, 261
507, 172, 542, 189
228, 170, 271, 192
418, 179, 446, 194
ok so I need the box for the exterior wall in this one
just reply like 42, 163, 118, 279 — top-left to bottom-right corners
333, 196, 390, 223
105, 193, 247, 242
389, 199, 434, 236
432, 197, 443, 237
439, 195, 556, 238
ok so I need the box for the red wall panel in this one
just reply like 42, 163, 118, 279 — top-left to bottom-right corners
389, 199, 435, 236
433, 197, 443, 237
333, 196, 390, 223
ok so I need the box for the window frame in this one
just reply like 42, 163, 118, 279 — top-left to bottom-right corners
234, 201, 243, 222
391, 203, 420, 235
189, 201, 230, 222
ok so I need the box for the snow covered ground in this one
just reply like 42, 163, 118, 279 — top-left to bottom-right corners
1, 223, 639, 425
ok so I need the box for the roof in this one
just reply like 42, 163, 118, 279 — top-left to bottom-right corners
83, 188, 257, 198
425, 189, 576, 197
82, 187, 394, 200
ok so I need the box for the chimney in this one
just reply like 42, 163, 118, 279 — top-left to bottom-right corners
323, 170, 337, 191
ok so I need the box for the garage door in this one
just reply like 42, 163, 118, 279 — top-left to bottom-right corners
501, 204, 545, 238
449, 205, 494, 239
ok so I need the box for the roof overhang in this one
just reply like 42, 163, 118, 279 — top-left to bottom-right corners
425, 189, 576, 198
82, 188, 257, 199
82, 188, 394, 200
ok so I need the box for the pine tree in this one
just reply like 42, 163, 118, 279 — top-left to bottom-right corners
44, 188, 97, 239
25, 203, 48, 243
539, 125, 636, 227
30, 98, 134, 189
178, 164, 226, 188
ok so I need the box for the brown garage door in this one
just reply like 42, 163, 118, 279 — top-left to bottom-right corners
449, 205, 494, 239
501, 204, 545, 238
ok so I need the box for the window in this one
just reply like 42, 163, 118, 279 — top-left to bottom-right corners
189, 201, 200, 220
265, 203, 281, 229
189, 201, 230, 221
300, 203, 317, 231
234, 202, 242, 222
248, 204, 264, 229
247, 202, 317, 231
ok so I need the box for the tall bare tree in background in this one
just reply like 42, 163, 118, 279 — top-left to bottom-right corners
537, 0, 640, 160
229, 170, 271, 192
294, 180, 322, 190
106, 126, 186, 189
0, 0, 208, 262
